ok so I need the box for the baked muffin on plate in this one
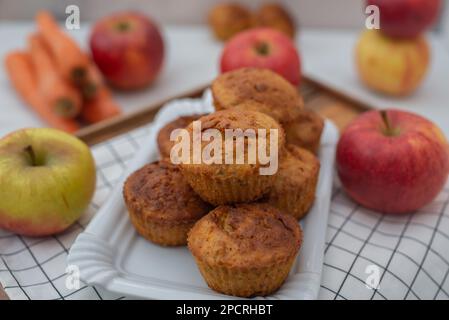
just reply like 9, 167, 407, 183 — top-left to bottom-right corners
208, 3, 253, 41
188, 203, 302, 297
157, 114, 204, 158
179, 109, 285, 205
255, 3, 296, 38
284, 109, 324, 155
212, 67, 303, 125
265, 144, 320, 220
123, 160, 211, 246
212, 67, 324, 154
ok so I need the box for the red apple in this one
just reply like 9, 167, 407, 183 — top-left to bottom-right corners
220, 27, 301, 86
90, 11, 164, 90
337, 109, 449, 214
367, 0, 441, 38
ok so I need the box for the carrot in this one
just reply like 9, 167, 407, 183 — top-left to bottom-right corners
35, 11, 89, 83
79, 61, 104, 100
28, 34, 82, 118
4, 51, 80, 132
82, 86, 121, 123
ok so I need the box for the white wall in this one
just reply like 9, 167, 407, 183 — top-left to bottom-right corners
0, 0, 365, 28
1, 0, 446, 33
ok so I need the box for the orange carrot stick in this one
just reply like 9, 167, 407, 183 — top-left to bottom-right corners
36, 11, 89, 83
82, 86, 121, 123
4, 51, 80, 132
28, 34, 82, 118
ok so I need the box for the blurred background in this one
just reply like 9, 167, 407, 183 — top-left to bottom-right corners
0, 0, 447, 33
1, 0, 370, 27
0, 0, 448, 136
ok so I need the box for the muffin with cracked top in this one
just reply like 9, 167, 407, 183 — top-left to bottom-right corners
212, 67, 303, 124
179, 109, 285, 205
212, 68, 323, 154
123, 159, 211, 246
188, 203, 302, 297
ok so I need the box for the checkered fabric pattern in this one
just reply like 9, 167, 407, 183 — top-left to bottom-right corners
0, 126, 151, 300
321, 183, 449, 300
1, 123, 449, 300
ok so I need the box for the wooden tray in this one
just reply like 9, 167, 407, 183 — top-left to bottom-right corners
75, 76, 366, 146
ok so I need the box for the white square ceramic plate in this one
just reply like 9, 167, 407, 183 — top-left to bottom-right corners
68, 92, 339, 300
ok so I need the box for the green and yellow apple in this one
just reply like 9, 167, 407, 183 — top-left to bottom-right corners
0, 128, 96, 236
355, 30, 430, 96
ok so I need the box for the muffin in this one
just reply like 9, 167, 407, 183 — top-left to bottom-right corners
123, 160, 211, 246
212, 68, 303, 125
265, 144, 320, 220
157, 114, 204, 158
179, 109, 285, 205
208, 3, 253, 41
255, 3, 296, 38
188, 203, 302, 297
284, 109, 324, 154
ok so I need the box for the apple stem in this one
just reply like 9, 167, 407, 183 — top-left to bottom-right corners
380, 110, 399, 137
381, 110, 390, 130
255, 42, 270, 56
116, 21, 130, 32
24, 145, 37, 166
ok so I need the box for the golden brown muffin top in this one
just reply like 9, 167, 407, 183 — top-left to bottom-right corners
255, 3, 296, 38
208, 3, 253, 41
157, 114, 205, 158
123, 160, 211, 223
178, 109, 285, 176
212, 68, 303, 123
276, 144, 320, 191
188, 203, 302, 268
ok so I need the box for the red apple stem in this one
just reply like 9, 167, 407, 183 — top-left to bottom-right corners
381, 110, 390, 129
380, 110, 399, 137
255, 42, 270, 56
24, 145, 37, 166
116, 21, 130, 32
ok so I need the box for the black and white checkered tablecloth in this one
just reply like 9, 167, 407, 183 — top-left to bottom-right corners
1, 123, 448, 300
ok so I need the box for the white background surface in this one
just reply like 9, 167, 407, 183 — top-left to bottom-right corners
0, 23, 449, 138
